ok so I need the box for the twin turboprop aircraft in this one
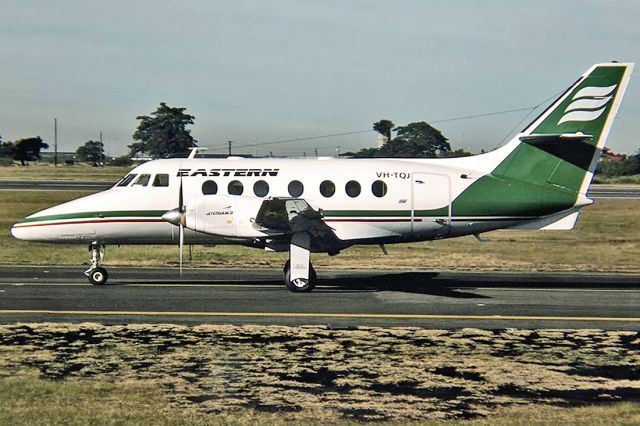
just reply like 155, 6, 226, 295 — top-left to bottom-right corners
11, 62, 634, 291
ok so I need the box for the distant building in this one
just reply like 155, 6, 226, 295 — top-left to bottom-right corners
40, 151, 76, 164
601, 147, 624, 162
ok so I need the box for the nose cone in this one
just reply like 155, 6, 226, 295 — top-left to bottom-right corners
162, 208, 181, 226
10, 223, 29, 240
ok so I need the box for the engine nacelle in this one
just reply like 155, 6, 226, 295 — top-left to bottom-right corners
183, 195, 270, 238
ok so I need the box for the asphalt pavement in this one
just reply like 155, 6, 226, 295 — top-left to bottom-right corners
1, 266, 638, 329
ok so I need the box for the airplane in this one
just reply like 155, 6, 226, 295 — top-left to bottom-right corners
11, 62, 634, 292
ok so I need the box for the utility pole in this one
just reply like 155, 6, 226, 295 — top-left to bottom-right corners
227, 140, 232, 156
54, 118, 58, 166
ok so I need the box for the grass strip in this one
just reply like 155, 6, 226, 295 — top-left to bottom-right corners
1, 190, 639, 272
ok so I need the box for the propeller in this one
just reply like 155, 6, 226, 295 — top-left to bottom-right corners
161, 177, 186, 277
178, 178, 184, 277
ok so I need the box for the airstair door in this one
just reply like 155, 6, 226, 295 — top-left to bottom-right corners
411, 172, 452, 238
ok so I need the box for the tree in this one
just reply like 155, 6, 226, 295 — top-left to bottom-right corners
12, 137, 48, 165
444, 148, 473, 158
129, 103, 196, 159
373, 119, 394, 144
0, 140, 14, 158
597, 149, 640, 177
76, 140, 106, 166
0, 136, 15, 165
108, 155, 134, 167
380, 122, 451, 158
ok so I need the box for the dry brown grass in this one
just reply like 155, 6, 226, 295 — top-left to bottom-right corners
1, 323, 639, 423
3, 190, 638, 272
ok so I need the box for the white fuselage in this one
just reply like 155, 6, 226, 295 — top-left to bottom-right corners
11, 146, 524, 249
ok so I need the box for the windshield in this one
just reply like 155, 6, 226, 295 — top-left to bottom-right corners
132, 174, 151, 186
115, 174, 137, 187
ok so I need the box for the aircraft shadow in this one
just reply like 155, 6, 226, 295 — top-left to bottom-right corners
112, 270, 640, 298
316, 272, 490, 298
115, 272, 490, 299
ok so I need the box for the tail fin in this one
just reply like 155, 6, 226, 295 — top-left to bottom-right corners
494, 62, 633, 196
453, 63, 633, 220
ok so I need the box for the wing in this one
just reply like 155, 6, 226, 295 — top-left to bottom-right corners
254, 197, 341, 251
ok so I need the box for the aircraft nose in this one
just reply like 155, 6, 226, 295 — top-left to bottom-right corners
10, 223, 30, 241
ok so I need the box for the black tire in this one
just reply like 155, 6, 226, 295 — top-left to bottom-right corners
283, 260, 317, 292
88, 267, 108, 285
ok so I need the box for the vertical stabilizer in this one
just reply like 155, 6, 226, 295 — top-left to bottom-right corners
496, 62, 633, 194
516, 62, 634, 194
453, 63, 633, 219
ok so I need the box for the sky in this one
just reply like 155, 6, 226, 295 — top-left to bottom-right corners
1, 0, 639, 157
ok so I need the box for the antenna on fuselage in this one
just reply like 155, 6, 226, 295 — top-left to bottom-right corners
187, 147, 207, 159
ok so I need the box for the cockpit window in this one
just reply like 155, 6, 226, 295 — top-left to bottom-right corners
152, 174, 169, 187
132, 174, 151, 186
116, 174, 137, 187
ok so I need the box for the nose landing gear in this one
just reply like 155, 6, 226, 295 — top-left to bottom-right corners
85, 242, 108, 285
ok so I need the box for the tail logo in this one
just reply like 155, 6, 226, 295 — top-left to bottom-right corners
558, 84, 617, 124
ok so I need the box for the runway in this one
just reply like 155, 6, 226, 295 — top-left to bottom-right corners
1, 266, 639, 329
0, 180, 639, 198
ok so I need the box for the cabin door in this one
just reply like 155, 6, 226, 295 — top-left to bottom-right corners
411, 172, 452, 238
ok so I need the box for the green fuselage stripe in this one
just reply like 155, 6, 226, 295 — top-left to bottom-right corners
17, 208, 540, 227
16, 210, 167, 224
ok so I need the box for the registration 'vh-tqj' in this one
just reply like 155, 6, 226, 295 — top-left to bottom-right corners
11, 62, 634, 291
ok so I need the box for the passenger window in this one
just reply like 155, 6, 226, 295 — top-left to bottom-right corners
345, 180, 361, 198
202, 180, 218, 195
253, 180, 269, 197
320, 180, 335, 198
116, 174, 137, 187
288, 180, 304, 197
132, 174, 151, 186
153, 174, 169, 187
372, 180, 387, 197
228, 180, 244, 195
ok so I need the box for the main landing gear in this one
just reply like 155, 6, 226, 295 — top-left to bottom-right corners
283, 232, 317, 292
85, 242, 108, 285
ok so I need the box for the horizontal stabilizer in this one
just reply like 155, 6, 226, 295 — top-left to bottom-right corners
519, 133, 596, 170
520, 133, 594, 143
510, 210, 580, 231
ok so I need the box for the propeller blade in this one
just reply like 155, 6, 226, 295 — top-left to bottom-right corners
179, 223, 184, 277
178, 178, 184, 212
178, 174, 184, 277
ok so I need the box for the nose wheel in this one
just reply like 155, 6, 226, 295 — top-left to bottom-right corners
85, 242, 109, 285
88, 267, 108, 285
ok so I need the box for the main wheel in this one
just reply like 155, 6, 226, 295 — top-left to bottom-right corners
283, 260, 317, 292
88, 267, 108, 285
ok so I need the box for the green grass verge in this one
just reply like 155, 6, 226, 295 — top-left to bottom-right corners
593, 175, 640, 184
1, 190, 639, 272
0, 163, 132, 181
